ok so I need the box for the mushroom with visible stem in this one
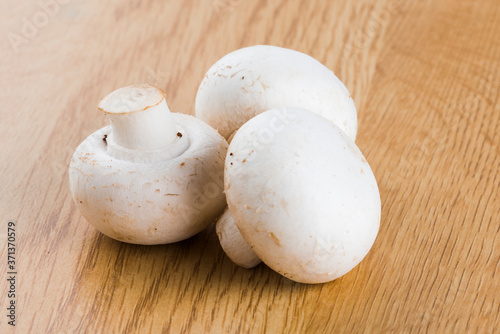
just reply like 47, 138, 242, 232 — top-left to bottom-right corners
69, 84, 228, 245
219, 108, 381, 283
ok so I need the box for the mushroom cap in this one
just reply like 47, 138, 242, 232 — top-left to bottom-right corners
196, 45, 357, 141
69, 113, 227, 245
225, 108, 380, 283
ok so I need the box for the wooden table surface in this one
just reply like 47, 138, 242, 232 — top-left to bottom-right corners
1, 0, 499, 333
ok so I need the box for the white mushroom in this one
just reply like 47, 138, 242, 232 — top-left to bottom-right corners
69, 84, 228, 245
222, 108, 380, 283
195, 45, 357, 141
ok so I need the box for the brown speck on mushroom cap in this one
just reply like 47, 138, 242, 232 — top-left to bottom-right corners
268, 232, 281, 246
177, 132, 183, 137
102, 134, 108, 144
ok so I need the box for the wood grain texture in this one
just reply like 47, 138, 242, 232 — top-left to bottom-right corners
1, 0, 499, 332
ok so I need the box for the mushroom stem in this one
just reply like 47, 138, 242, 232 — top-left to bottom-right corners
216, 209, 262, 268
98, 84, 178, 150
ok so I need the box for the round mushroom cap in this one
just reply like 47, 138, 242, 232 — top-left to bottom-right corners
196, 45, 357, 141
69, 113, 227, 245
225, 108, 380, 283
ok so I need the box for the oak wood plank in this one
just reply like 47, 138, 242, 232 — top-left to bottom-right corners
0, 0, 498, 332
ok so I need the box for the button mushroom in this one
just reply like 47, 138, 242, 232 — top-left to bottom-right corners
220, 108, 381, 283
195, 45, 358, 141
69, 84, 228, 245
